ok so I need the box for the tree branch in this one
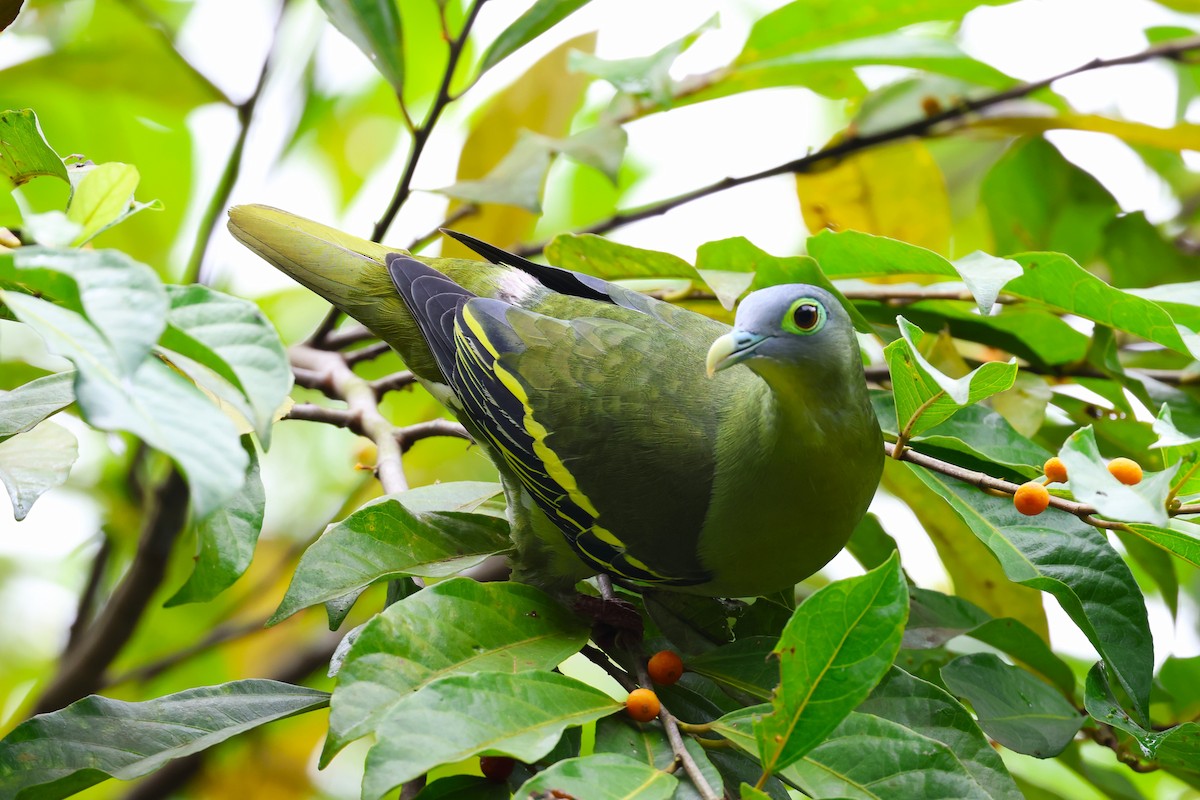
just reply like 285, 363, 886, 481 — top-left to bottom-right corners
371, 0, 488, 243
65, 536, 111, 653
34, 470, 191, 714
182, 0, 287, 284
516, 35, 1200, 255
397, 419, 471, 452
632, 660, 719, 800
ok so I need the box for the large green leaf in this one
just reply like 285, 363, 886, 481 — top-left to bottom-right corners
687, 637, 778, 701
942, 653, 1084, 758
515, 753, 678, 799
362, 670, 619, 798
317, 0, 405, 91
269, 490, 511, 624
478, 0, 592, 74
905, 588, 1075, 698
165, 437, 263, 606
0, 291, 247, 517
753, 553, 908, 775
0, 420, 77, 521
911, 466, 1153, 722
0, 680, 329, 799
0, 371, 74, 443
886, 316, 1017, 438
1085, 663, 1200, 773
324, 578, 588, 762
0, 108, 68, 189
4, 248, 166, 376
738, 0, 1017, 63
159, 284, 292, 446
65, 162, 143, 246
546, 233, 695, 280
1123, 521, 1200, 570
435, 135, 554, 212
857, 667, 1022, 799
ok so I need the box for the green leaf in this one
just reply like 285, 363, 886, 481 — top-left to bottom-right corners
941, 653, 1083, 758
753, 552, 908, 774
687, 637, 778, 701
858, 667, 1022, 798
515, 753, 678, 799
906, 588, 1075, 698
0, 680, 329, 799
1123, 521, 1200, 570
435, 135, 553, 212
546, 234, 694, 280
738, 0, 1017, 63
0, 420, 77, 521
0, 291, 247, 517
1059, 426, 1174, 526
0, 371, 74, 442
886, 316, 1017, 438
478, 0, 593, 74
952, 251, 1022, 315
416, 776, 509, 799
981, 137, 1119, 264
643, 592, 735, 655
317, 0, 405, 90
65, 162, 140, 246
269, 490, 511, 624
0, 108, 68, 189
569, 15, 715, 107
788, 710, 1003, 799
4, 248, 167, 376
539, 124, 627, 184
159, 284, 292, 446
592, 716, 723, 799
363, 670, 619, 798
846, 512, 900, 571
166, 437, 263, 606
1086, 663, 1200, 772
910, 466, 1153, 722
325, 578, 587, 761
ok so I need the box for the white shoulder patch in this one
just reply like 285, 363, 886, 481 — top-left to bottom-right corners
495, 268, 540, 305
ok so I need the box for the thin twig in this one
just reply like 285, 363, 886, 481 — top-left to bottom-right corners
34, 471, 191, 713
343, 341, 392, 366
396, 419, 472, 452
285, 403, 359, 431
371, 0, 488, 242
65, 536, 111, 653
290, 346, 408, 493
515, 35, 1200, 255
319, 324, 376, 351
372, 371, 418, 396
633, 660, 719, 800
183, 0, 287, 284
104, 618, 269, 687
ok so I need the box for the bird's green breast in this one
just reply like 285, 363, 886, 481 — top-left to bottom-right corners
692, 360, 883, 597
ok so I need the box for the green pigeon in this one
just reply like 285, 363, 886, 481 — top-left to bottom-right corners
229, 205, 883, 597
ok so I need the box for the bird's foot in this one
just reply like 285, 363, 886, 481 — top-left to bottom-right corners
574, 574, 644, 650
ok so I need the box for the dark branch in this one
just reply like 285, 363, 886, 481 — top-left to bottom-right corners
34, 470, 190, 714
515, 35, 1200, 255
65, 536, 111, 653
371, 0, 488, 242
396, 419, 472, 452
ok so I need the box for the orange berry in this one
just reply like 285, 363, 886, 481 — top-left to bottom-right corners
1013, 481, 1050, 516
1043, 457, 1068, 484
1108, 457, 1143, 486
479, 755, 515, 783
626, 688, 661, 722
647, 650, 684, 686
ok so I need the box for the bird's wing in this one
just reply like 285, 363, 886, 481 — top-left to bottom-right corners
386, 253, 748, 586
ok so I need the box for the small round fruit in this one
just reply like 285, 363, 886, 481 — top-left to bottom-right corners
1108, 457, 1143, 486
1043, 457, 1068, 484
647, 650, 684, 686
626, 688, 661, 722
479, 755, 515, 783
1013, 481, 1050, 516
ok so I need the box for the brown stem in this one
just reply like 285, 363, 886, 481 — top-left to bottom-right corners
371, 0, 488, 243
34, 470, 190, 714
65, 536, 111, 653
632, 660, 719, 800
396, 419, 472, 452
319, 324, 376, 351
515, 35, 1200, 255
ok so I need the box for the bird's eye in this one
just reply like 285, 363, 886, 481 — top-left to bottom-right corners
782, 298, 826, 335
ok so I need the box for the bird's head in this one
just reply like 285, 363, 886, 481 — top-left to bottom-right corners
705, 284, 858, 378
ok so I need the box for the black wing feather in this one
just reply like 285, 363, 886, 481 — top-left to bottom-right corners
442, 229, 615, 304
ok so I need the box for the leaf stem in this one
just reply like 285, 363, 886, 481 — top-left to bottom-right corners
892, 390, 946, 458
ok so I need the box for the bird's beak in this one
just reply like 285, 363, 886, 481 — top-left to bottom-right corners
706, 330, 768, 377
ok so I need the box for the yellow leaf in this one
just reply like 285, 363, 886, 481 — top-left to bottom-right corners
796, 140, 953, 255
970, 114, 1200, 151
443, 33, 596, 256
